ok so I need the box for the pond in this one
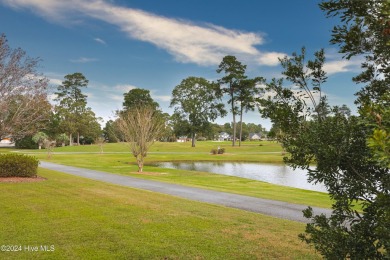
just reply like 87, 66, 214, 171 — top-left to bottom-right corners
151, 161, 327, 193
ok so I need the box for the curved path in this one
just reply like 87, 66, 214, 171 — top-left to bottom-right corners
40, 161, 332, 223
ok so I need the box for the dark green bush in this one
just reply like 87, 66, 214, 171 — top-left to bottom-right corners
0, 154, 39, 177
15, 136, 39, 149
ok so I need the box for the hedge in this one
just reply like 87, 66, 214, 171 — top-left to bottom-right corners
15, 136, 39, 149
0, 154, 39, 177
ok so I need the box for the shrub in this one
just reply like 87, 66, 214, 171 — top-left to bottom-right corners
210, 147, 225, 155
0, 154, 39, 177
15, 136, 39, 149
56, 133, 69, 146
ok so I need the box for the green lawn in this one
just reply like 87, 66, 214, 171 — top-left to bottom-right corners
0, 148, 14, 153
21, 141, 332, 208
0, 168, 319, 259
21, 140, 285, 162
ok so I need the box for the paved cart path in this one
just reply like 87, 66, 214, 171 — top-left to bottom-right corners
40, 161, 332, 223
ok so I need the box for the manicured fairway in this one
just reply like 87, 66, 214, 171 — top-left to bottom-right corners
0, 168, 320, 259
22, 141, 333, 208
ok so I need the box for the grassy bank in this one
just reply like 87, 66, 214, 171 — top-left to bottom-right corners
18, 141, 332, 208
0, 168, 319, 259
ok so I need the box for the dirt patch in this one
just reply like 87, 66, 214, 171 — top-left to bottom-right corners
130, 172, 168, 176
0, 176, 47, 183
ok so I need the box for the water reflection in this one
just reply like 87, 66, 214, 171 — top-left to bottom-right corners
151, 161, 327, 193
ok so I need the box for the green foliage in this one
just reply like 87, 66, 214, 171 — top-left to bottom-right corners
32, 131, 48, 144
56, 133, 69, 145
0, 154, 39, 177
260, 43, 390, 258
123, 88, 159, 111
54, 73, 101, 145
369, 128, 390, 165
237, 77, 265, 145
217, 55, 247, 146
361, 93, 390, 168
103, 120, 119, 143
169, 112, 191, 139
222, 122, 233, 135
55, 72, 88, 111
170, 77, 226, 147
291, 1, 390, 258
15, 136, 39, 149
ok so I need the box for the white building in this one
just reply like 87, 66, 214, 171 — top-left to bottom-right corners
0, 137, 15, 147
249, 133, 262, 141
218, 132, 231, 141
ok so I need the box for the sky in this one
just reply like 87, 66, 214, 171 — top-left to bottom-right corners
0, 0, 364, 130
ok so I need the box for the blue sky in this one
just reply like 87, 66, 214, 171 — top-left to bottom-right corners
0, 0, 363, 130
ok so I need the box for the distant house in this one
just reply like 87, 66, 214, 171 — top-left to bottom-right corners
176, 136, 188, 143
0, 137, 15, 147
218, 132, 231, 141
249, 133, 262, 141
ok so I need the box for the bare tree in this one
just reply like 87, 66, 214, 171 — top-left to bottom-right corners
95, 136, 105, 154
0, 34, 51, 140
117, 106, 165, 172
43, 139, 56, 159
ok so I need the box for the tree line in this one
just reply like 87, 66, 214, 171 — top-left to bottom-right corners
104, 55, 267, 148
0, 32, 266, 150
0, 34, 101, 149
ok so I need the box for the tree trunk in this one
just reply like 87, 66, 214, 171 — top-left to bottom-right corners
231, 90, 236, 147
77, 132, 80, 145
191, 132, 196, 147
239, 106, 243, 147
137, 158, 143, 172
69, 133, 73, 146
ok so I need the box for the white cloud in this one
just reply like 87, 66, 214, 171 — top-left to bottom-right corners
114, 84, 137, 93
322, 49, 363, 75
323, 60, 350, 75
1, 0, 285, 66
70, 57, 99, 63
108, 94, 124, 102
85, 92, 95, 98
86, 5, 265, 65
94, 37, 106, 45
324, 58, 362, 75
257, 52, 285, 66
152, 95, 171, 102
48, 77, 62, 85
261, 83, 325, 107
